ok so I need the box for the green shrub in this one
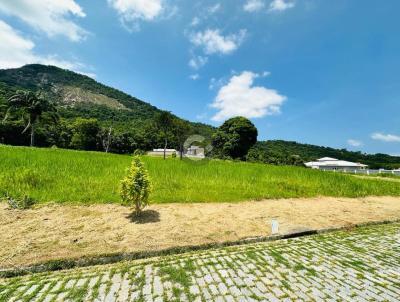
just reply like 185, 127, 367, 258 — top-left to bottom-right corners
133, 149, 145, 156
6, 194, 35, 209
120, 156, 151, 215
171, 151, 177, 158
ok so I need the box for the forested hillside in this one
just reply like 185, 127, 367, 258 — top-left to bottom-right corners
0, 64, 214, 152
248, 140, 400, 169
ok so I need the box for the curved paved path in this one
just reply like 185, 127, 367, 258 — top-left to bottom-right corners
1, 223, 400, 301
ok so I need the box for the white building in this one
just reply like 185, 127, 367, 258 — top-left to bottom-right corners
147, 146, 205, 158
305, 157, 368, 170
147, 149, 177, 157
186, 145, 205, 158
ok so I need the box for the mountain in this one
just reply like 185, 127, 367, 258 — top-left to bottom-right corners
0, 64, 155, 111
0, 64, 213, 134
251, 140, 400, 169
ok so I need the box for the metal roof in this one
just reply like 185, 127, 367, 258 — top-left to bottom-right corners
318, 157, 338, 161
305, 158, 368, 168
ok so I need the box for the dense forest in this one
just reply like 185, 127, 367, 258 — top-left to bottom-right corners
1, 64, 399, 169
247, 141, 400, 169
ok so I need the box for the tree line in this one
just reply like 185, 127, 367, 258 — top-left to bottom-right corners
0, 91, 260, 160
2, 90, 398, 169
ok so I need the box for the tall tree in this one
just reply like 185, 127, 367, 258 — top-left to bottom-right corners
70, 118, 101, 151
212, 116, 258, 159
154, 111, 175, 159
4, 91, 58, 147
173, 119, 191, 160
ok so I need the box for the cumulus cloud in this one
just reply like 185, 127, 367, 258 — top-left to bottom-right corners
0, 20, 92, 76
189, 74, 199, 80
371, 132, 400, 143
190, 29, 247, 55
0, 0, 87, 42
210, 71, 286, 122
244, 0, 265, 12
269, 0, 295, 12
347, 139, 363, 147
108, 0, 171, 30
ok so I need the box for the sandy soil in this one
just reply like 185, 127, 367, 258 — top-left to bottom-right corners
1, 196, 400, 269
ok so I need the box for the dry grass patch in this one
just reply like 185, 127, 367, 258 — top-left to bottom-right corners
1, 196, 400, 269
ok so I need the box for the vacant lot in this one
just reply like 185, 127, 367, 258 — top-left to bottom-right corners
1, 196, 400, 269
1, 145, 400, 204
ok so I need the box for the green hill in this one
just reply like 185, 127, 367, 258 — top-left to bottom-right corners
249, 140, 400, 169
0, 64, 157, 115
0, 64, 214, 150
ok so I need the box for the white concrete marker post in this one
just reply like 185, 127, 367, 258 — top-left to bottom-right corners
271, 219, 279, 235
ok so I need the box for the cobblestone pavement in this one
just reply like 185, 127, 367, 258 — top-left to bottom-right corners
1, 223, 400, 302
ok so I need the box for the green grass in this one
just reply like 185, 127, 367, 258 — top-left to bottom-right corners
1, 144, 400, 204
359, 172, 400, 179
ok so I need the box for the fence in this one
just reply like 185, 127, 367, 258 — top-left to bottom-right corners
321, 168, 400, 176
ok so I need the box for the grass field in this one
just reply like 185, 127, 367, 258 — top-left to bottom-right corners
1, 144, 400, 204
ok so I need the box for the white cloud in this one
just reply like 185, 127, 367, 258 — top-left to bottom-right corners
371, 132, 400, 143
189, 74, 199, 80
189, 3, 221, 28
108, 0, 169, 30
244, 0, 265, 12
347, 139, 363, 147
188, 55, 208, 70
208, 3, 221, 14
0, 20, 92, 76
210, 71, 286, 122
0, 0, 87, 42
190, 17, 200, 27
269, 0, 295, 12
209, 77, 226, 90
190, 29, 247, 55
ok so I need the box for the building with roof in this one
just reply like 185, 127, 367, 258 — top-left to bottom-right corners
147, 149, 177, 157
186, 145, 205, 158
305, 157, 368, 170
147, 146, 205, 158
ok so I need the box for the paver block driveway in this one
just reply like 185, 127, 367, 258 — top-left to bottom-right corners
1, 223, 400, 301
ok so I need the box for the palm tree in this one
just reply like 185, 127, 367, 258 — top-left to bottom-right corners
4, 91, 58, 146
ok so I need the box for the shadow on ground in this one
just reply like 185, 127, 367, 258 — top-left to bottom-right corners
127, 210, 160, 224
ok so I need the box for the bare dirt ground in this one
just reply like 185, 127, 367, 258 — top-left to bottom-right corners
1, 196, 400, 269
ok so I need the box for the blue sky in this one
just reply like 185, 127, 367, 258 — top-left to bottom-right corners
0, 0, 399, 155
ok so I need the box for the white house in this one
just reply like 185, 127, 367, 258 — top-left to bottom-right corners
305, 157, 368, 170
147, 149, 177, 157
147, 146, 205, 158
